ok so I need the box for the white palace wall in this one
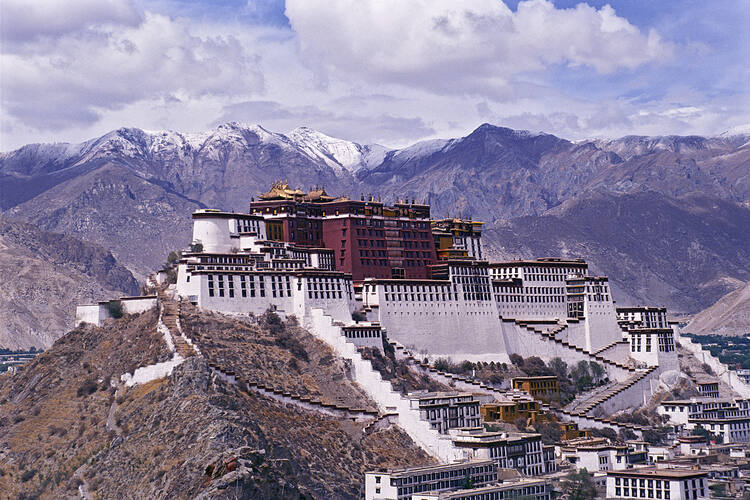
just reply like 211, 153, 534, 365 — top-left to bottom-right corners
595, 342, 631, 365
305, 308, 462, 463
500, 321, 632, 382
370, 287, 510, 363
583, 301, 623, 353
192, 273, 355, 324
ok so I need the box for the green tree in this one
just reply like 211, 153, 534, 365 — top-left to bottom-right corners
167, 250, 181, 265
571, 361, 593, 391
548, 357, 568, 378
533, 420, 563, 445
589, 362, 605, 383
692, 425, 717, 443
510, 353, 524, 367
561, 469, 598, 500
107, 300, 123, 319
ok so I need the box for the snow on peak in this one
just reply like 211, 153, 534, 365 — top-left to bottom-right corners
719, 123, 750, 138
288, 126, 371, 173
391, 138, 454, 163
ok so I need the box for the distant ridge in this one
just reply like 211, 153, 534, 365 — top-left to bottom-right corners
2, 122, 749, 323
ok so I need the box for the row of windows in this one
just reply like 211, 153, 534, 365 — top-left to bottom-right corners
208, 274, 266, 298
343, 329, 381, 339
614, 487, 671, 499
355, 238, 386, 248
497, 294, 565, 303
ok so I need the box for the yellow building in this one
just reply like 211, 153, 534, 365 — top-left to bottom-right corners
511, 376, 559, 399
481, 400, 540, 424
559, 422, 592, 440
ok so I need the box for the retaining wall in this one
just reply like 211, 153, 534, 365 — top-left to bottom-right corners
305, 308, 462, 463
679, 334, 750, 398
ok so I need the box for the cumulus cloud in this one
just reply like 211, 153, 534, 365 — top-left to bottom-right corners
1, 0, 142, 43
285, 0, 672, 95
1, 2, 264, 130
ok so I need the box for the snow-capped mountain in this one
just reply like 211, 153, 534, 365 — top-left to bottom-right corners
3, 122, 750, 322
288, 126, 390, 173
0, 123, 390, 180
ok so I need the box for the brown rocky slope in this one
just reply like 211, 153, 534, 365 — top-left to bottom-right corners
0, 215, 139, 349
0, 307, 431, 499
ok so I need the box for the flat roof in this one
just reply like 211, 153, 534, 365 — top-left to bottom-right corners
192, 210, 261, 219
616, 306, 667, 312
366, 459, 495, 477
489, 259, 587, 267
408, 391, 476, 400
607, 468, 707, 479
418, 478, 549, 498
512, 376, 558, 381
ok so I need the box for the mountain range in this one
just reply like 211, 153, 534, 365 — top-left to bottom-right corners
2, 122, 750, 347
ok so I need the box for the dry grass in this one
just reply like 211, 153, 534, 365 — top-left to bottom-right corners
180, 304, 376, 410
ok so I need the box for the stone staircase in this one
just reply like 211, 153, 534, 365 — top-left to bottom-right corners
591, 339, 629, 357
157, 290, 196, 359
510, 319, 635, 373
386, 339, 646, 435
568, 367, 657, 418
305, 308, 462, 463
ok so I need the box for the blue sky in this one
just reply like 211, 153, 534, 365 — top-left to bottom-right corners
1, 0, 748, 150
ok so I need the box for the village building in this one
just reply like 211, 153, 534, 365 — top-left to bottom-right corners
558, 437, 647, 472
658, 398, 750, 444
411, 478, 552, 500
605, 468, 708, 500
407, 392, 482, 434
448, 428, 552, 476
511, 376, 559, 400
364, 460, 497, 500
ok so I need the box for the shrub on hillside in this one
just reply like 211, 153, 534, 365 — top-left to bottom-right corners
77, 378, 98, 397
107, 300, 123, 319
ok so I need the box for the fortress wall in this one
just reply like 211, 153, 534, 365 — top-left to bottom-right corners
596, 342, 631, 365
120, 297, 157, 315
679, 334, 750, 398
585, 302, 625, 352
75, 304, 107, 327
500, 322, 631, 382
562, 321, 589, 350
376, 300, 510, 363
595, 369, 661, 416
305, 308, 461, 463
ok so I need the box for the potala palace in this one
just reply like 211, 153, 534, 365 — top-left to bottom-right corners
171, 182, 678, 382
75, 182, 750, 498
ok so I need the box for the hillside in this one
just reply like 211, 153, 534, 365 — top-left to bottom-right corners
0, 307, 431, 499
2, 122, 749, 316
685, 281, 750, 336
0, 216, 139, 349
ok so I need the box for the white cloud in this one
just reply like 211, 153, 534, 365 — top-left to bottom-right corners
1, 0, 747, 152
285, 0, 672, 96
1, 3, 264, 131
1, 0, 142, 43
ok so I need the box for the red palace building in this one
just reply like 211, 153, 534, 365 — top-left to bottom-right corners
249, 182, 449, 281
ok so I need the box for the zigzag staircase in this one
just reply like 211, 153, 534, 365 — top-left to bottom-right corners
306, 308, 462, 463
386, 339, 647, 434
510, 319, 635, 373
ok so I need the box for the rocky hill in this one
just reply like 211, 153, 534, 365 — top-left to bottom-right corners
0, 307, 431, 499
685, 281, 750, 336
2, 122, 749, 317
0, 216, 139, 349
